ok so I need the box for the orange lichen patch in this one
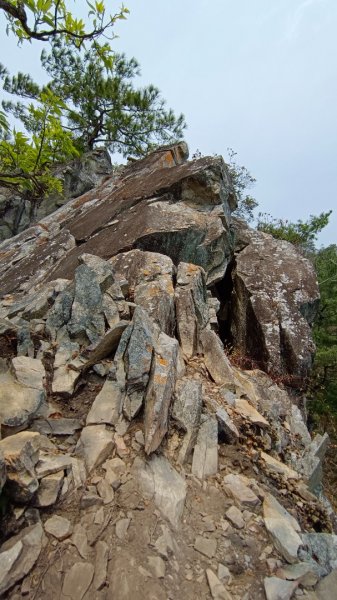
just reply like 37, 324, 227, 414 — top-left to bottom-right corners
37, 222, 49, 231
0, 250, 14, 261
158, 151, 175, 168
154, 374, 167, 385
187, 264, 199, 273
158, 357, 168, 366
143, 270, 150, 276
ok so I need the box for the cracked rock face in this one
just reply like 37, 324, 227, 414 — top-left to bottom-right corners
230, 218, 320, 379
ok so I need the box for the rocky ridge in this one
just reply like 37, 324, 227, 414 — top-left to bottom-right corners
0, 143, 334, 600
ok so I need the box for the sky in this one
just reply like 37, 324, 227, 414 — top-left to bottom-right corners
0, 0, 336, 245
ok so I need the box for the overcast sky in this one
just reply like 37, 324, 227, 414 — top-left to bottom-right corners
1, 0, 336, 245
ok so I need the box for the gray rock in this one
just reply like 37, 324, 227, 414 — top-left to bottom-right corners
192, 415, 218, 479
97, 478, 114, 504
200, 328, 235, 387
173, 377, 203, 463
11, 355, 45, 389
147, 555, 166, 578
0, 523, 43, 596
116, 518, 131, 540
81, 320, 129, 369
315, 569, 337, 600
93, 540, 109, 590
44, 515, 73, 540
175, 262, 208, 357
0, 431, 41, 502
78, 253, 114, 291
52, 364, 81, 396
35, 454, 72, 478
0, 368, 45, 430
86, 379, 123, 425
123, 307, 160, 420
223, 473, 260, 507
135, 454, 186, 528
144, 332, 179, 454
206, 569, 232, 600
216, 407, 240, 443
195, 536, 217, 558
299, 432, 330, 492
264, 576, 298, 600
62, 561, 95, 600
234, 398, 269, 427
70, 524, 90, 559
263, 494, 302, 564
230, 219, 319, 380
111, 250, 175, 335
226, 506, 245, 529
30, 417, 81, 436
34, 471, 64, 507
76, 425, 114, 473
300, 533, 337, 577
67, 264, 105, 344
276, 562, 319, 588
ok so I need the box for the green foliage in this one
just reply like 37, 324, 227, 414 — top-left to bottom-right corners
227, 148, 258, 223
0, 0, 129, 46
0, 86, 79, 201
257, 210, 332, 252
310, 244, 337, 417
3, 41, 186, 157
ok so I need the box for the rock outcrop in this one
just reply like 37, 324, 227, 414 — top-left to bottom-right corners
0, 148, 112, 242
0, 143, 333, 600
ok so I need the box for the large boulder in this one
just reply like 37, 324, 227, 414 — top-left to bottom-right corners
0, 143, 236, 297
229, 219, 319, 379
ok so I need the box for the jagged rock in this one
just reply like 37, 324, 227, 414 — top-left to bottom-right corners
147, 555, 166, 578
62, 562, 95, 600
81, 320, 129, 369
34, 471, 64, 507
264, 576, 298, 600
226, 506, 245, 529
86, 379, 123, 425
231, 219, 319, 379
300, 533, 337, 577
195, 536, 217, 558
260, 452, 300, 480
234, 398, 269, 427
134, 455, 186, 528
276, 562, 319, 587
0, 431, 41, 502
0, 522, 43, 596
51, 364, 81, 396
223, 473, 260, 507
206, 569, 232, 600
200, 328, 235, 386
263, 493, 302, 564
144, 331, 179, 454
315, 569, 337, 600
175, 262, 208, 357
172, 377, 203, 463
70, 524, 90, 559
298, 432, 330, 492
11, 356, 45, 390
35, 453, 72, 478
76, 425, 114, 473
0, 367, 45, 431
116, 517, 131, 540
93, 540, 109, 590
0, 144, 236, 297
78, 253, 114, 291
30, 417, 81, 436
111, 250, 176, 335
122, 307, 160, 420
216, 408, 240, 443
44, 515, 73, 540
191, 415, 218, 479
67, 263, 105, 344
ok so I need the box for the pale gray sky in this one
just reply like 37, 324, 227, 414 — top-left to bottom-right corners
1, 0, 336, 245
